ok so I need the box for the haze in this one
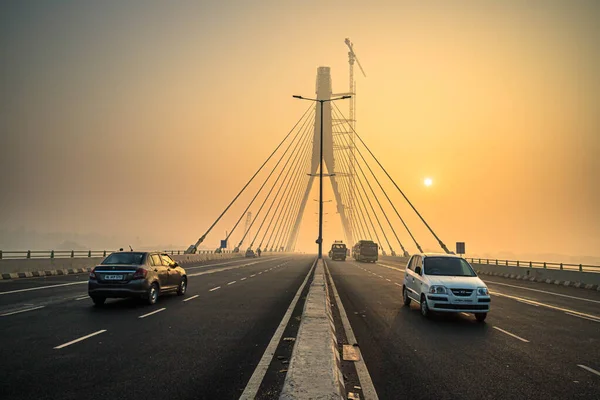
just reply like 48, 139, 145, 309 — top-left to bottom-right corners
1, 1, 598, 262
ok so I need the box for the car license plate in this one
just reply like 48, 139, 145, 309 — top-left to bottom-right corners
104, 274, 123, 280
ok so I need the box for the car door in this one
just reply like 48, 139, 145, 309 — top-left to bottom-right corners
150, 254, 169, 288
404, 256, 414, 297
413, 256, 425, 296
161, 254, 181, 289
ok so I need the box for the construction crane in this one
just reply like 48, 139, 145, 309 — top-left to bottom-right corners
344, 38, 366, 246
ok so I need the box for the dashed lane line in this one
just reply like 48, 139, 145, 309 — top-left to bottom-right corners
138, 308, 166, 319
0, 281, 86, 295
209, 286, 221, 292
54, 329, 107, 349
183, 295, 199, 302
75, 296, 89, 301
250, 274, 256, 278
577, 364, 600, 377
493, 326, 530, 343
227, 281, 237, 285
1, 305, 45, 317
241, 277, 247, 281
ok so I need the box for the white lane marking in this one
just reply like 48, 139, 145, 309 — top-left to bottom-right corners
138, 308, 166, 319
461, 312, 471, 317
376, 263, 406, 273
394, 283, 402, 287
258, 272, 262, 275
209, 286, 221, 292
493, 326, 530, 343
484, 280, 600, 304
264, 269, 268, 272
325, 261, 379, 399
183, 295, 199, 302
75, 296, 89, 301
241, 277, 247, 281
250, 274, 256, 278
386, 279, 391, 282
0, 281, 86, 295
577, 364, 600, 377
490, 291, 600, 321
565, 312, 600, 323
54, 329, 107, 349
240, 259, 316, 399
227, 281, 236, 285
187, 261, 261, 277
515, 298, 540, 307
1, 305, 45, 317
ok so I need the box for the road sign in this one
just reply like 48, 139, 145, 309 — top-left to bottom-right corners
456, 242, 465, 255
220, 240, 228, 249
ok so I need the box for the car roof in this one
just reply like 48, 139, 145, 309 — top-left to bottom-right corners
416, 252, 462, 258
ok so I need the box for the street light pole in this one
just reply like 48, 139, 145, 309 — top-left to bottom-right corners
293, 94, 351, 259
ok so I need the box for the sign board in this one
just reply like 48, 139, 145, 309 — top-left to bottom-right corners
456, 242, 465, 255
220, 240, 228, 249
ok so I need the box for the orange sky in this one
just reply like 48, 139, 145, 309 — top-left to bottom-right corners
0, 1, 598, 260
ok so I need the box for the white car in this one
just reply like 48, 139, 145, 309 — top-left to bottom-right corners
402, 253, 491, 322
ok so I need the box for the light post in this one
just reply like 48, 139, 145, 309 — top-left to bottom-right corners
293, 94, 351, 259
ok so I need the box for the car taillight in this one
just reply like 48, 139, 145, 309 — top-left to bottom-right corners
132, 268, 147, 279
89, 268, 97, 279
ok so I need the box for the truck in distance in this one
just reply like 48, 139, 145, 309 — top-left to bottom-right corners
328, 241, 347, 261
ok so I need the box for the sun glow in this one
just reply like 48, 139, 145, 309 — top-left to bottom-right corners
424, 178, 433, 187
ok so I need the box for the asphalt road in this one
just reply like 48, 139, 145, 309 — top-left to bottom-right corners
0, 254, 314, 400
327, 257, 600, 400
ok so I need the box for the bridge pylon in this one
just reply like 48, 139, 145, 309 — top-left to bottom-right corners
286, 67, 354, 251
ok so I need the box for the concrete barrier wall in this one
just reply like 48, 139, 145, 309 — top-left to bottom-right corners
472, 262, 600, 288
280, 259, 344, 399
0, 252, 244, 278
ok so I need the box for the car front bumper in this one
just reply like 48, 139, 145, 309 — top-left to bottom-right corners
426, 294, 491, 313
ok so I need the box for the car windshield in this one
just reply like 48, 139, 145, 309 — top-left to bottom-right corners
102, 252, 145, 265
423, 257, 476, 277
333, 244, 345, 249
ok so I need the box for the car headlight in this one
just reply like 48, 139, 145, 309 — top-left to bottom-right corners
429, 285, 447, 294
477, 287, 489, 296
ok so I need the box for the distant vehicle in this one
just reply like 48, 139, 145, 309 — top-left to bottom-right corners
245, 249, 256, 258
402, 253, 490, 322
88, 251, 187, 306
328, 241, 347, 261
352, 240, 379, 262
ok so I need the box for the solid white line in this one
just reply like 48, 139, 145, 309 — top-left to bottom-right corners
54, 329, 107, 349
240, 259, 316, 400
0, 281, 86, 295
484, 280, 600, 304
241, 277, 247, 281
577, 364, 600, 377
490, 291, 600, 321
493, 326, 530, 343
209, 286, 221, 292
75, 296, 89, 301
227, 281, 236, 285
138, 308, 166, 319
1, 305, 45, 316
325, 261, 379, 399
565, 312, 600, 323
183, 295, 199, 302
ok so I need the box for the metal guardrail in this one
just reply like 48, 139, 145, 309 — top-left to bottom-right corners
466, 258, 600, 273
0, 249, 234, 260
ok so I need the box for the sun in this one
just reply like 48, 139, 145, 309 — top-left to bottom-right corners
424, 177, 433, 187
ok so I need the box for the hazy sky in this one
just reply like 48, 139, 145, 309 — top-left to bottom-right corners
1, 1, 598, 258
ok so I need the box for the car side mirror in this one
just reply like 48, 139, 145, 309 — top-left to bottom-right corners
415, 266, 422, 275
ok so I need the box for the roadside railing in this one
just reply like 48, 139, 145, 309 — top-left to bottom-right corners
0, 249, 235, 260
466, 258, 600, 273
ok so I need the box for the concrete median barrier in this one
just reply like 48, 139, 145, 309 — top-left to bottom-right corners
280, 259, 344, 399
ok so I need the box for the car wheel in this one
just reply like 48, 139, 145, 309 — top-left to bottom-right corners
420, 295, 430, 318
475, 312, 487, 322
91, 296, 105, 306
402, 286, 411, 306
177, 277, 187, 296
147, 283, 159, 305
